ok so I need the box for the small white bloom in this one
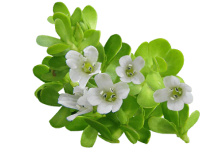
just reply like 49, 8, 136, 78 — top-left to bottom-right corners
66, 46, 101, 88
116, 55, 145, 84
153, 76, 193, 111
87, 73, 130, 114
58, 86, 93, 121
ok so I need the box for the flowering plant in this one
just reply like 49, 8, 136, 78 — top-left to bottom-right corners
33, 2, 200, 147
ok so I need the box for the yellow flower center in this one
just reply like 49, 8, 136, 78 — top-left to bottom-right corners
126, 64, 134, 77
170, 87, 182, 100
101, 89, 116, 102
82, 62, 94, 74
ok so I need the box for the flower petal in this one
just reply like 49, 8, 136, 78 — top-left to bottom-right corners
179, 83, 192, 92
95, 73, 113, 91
67, 107, 93, 121
58, 93, 79, 109
91, 62, 101, 75
112, 98, 123, 112
79, 74, 92, 88
87, 88, 103, 106
116, 66, 125, 77
120, 76, 132, 83
153, 88, 169, 103
119, 55, 132, 68
77, 95, 90, 107
113, 82, 130, 99
167, 98, 184, 111
131, 72, 145, 84
163, 76, 180, 88
97, 102, 113, 114
69, 68, 82, 82
132, 56, 145, 71
83, 46, 98, 64
181, 92, 193, 104
66, 51, 83, 68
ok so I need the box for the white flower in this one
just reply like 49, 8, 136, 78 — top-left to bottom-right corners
116, 55, 145, 84
153, 76, 193, 111
58, 86, 93, 121
87, 73, 130, 114
66, 46, 101, 88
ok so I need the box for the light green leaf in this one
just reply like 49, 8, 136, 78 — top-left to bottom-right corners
161, 49, 184, 76
53, 2, 70, 16
152, 56, 167, 72
115, 108, 128, 125
104, 34, 122, 67
33, 64, 49, 82
40, 87, 60, 107
129, 115, 144, 130
84, 29, 95, 38
179, 104, 189, 129
108, 125, 123, 140
70, 7, 82, 26
74, 23, 84, 42
79, 22, 88, 32
49, 56, 68, 71
41, 69, 69, 81
146, 71, 165, 91
49, 107, 70, 128
47, 16, 55, 24
55, 19, 70, 43
42, 56, 52, 66
63, 83, 74, 94
85, 118, 113, 140
82, 5, 97, 29
137, 128, 151, 144
47, 43, 69, 55
79, 30, 100, 51
183, 110, 200, 134
121, 125, 140, 144
81, 126, 98, 147
36, 35, 62, 47
128, 82, 142, 96
148, 117, 177, 134
65, 116, 88, 131
122, 95, 140, 118
137, 82, 158, 108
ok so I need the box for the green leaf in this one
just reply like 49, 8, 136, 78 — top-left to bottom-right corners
179, 104, 189, 129
42, 56, 52, 66
47, 16, 55, 24
122, 95, 140, 118
70, 7, 82, 26
79, 30, 101, 51
40, 87, 60, 107
85, 118, 113, 140
82, 5, 97, 29
55, 19, 71, 44
49, 56, 68, 70
152, 56, 167, 72
137, 82, 158, 108
183, 110, 200, 134
63, 83, 73, 94
98, 135, 119, 143
33, 64, 49, 82
81, 126, 98, 147
49, 107, 70, 128
108, 125, 123, 140
161, 102, 179, 127
79, 22, 88, 32
47, 43, 69, 55
150, 105, 163, 117
160, 49, 184, 76
53, 13, 73, 42
96, 42, 105, 64
74, 23, 84, 42
129, 115, 144, 130
65, 116, 88, 131
115, 108, 128, 125
36, 35, 62, 47
120, 125, 140, 144
41, 69, 69, 81
104, 34, 122, 67
148, 117, 177, 134
128, 82, 142, 96
53, 2, 70, 16
84, 29, 95, 38
137, 128, 151, 144
146, 71, 165, 91
97, 117, 115, 128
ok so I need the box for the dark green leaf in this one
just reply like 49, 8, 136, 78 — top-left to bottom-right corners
120, 125, 139, 144
40, 87, 60, 106
82, 5, 97, 29
33, 64, 49, 82
122, 95, 140, 118
49, 56, 68, 70
129, 115, 144, 130
36, 35, 62, 47
53, 2, 70, 16
47, 43, 69, 55
115, 108, 128, 125
42, 56, 52, 66
70, 7, 82, 26
65, 116, 88, 131
64, 83, 73, 94
96, 42, 105, 64
81, 126, 98, 147
137, 128, 151, 144
41, 69, 69, 81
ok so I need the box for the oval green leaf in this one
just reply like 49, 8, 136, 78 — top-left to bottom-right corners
115, 108, 128, 125
146, 71, 165, 91
122, 95, 140, 118
81, 126, 98, 147
71, 7, 82, 26
129, 115, 144, 130
53, 2, 70, 16
33, 64, 49, 82
120, 125, 139, 144
47, 43, 69, 55
152, 56, 167, 72
183, 110, 200, 134
82, 5, 97, 29
137, 128, 151, 144
65, 116, 88, 131
36, 35, 61, 47
40, 87, 60, 107
49, 56, 68, 70
41, 69, 69, 81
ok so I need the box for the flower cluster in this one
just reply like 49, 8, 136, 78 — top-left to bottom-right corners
60, 46, 194, 121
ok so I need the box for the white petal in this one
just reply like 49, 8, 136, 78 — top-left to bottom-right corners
116, 66, 125, 77
120, 76, 132, 83
113, 82, 130, 99
163, 76, 180, 88
132, 56, 145, 71
181, 92, 193, 104
67, 107, 93, 121
167, 98, 184, 111
91, 62, 101, 75
119, 55, 132, 68
112, 98, 123, 112
83, 46, 98, 64
131, 72, 145, 84
97, 102, 113, 114
179, 83, 192, 92
153, 88, 169, 103
95, 73, 113, 91
87, 88, 104, 106
79, 74, 91, 88
58, 93, 79, 109
77, 96, 88, 106
73, 86, 84, 95
69, 68, 82, 82
66, 51, 83, 68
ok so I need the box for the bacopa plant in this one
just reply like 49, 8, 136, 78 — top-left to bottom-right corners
33, 2, 200, 147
